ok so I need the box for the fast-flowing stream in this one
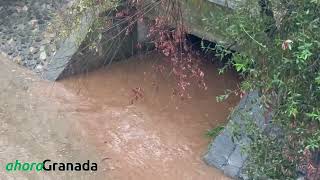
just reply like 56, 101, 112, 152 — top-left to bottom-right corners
58, 53, 239, 179
0, 53, 239, 179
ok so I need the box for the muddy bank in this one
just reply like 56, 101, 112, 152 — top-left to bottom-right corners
0, 55, 105, 179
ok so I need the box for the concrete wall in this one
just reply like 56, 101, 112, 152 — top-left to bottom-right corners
42, 0, 241, 81
43, 8, 138, 80
0, 0, 239, 81
42, 9, 96, 80
181, 0, 236, 44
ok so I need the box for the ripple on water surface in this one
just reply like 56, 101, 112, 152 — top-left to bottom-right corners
50, 53, 239, 180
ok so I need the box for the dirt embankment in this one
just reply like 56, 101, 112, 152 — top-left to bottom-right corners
0, 56, 106, 179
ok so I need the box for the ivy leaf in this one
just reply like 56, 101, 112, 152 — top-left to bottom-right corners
306, 110, 320, 122
234, 63, 246, 72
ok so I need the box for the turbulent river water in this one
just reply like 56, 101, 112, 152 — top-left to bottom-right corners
0, 53, 239, 179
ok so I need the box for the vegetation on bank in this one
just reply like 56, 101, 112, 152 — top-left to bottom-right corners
55, 0, 320, 179
203, 0, 320, 178
206, 125, 224, 138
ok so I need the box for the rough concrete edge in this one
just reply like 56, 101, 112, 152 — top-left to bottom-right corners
42, 9, 96, 81
203, 91, 263, 179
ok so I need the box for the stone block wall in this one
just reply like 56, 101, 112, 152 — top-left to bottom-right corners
0, 0, 73, 72
203, 91, 267, 179
0, 0, 138, 81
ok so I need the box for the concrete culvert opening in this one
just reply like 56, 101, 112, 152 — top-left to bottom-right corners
0, 0, 258, 179
185, 33, 235, 68
2, 0, 318, 179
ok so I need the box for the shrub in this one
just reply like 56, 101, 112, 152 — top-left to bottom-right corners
203, 0, 320, 178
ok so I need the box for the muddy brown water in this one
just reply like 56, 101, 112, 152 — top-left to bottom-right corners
0, 53, 239, 180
